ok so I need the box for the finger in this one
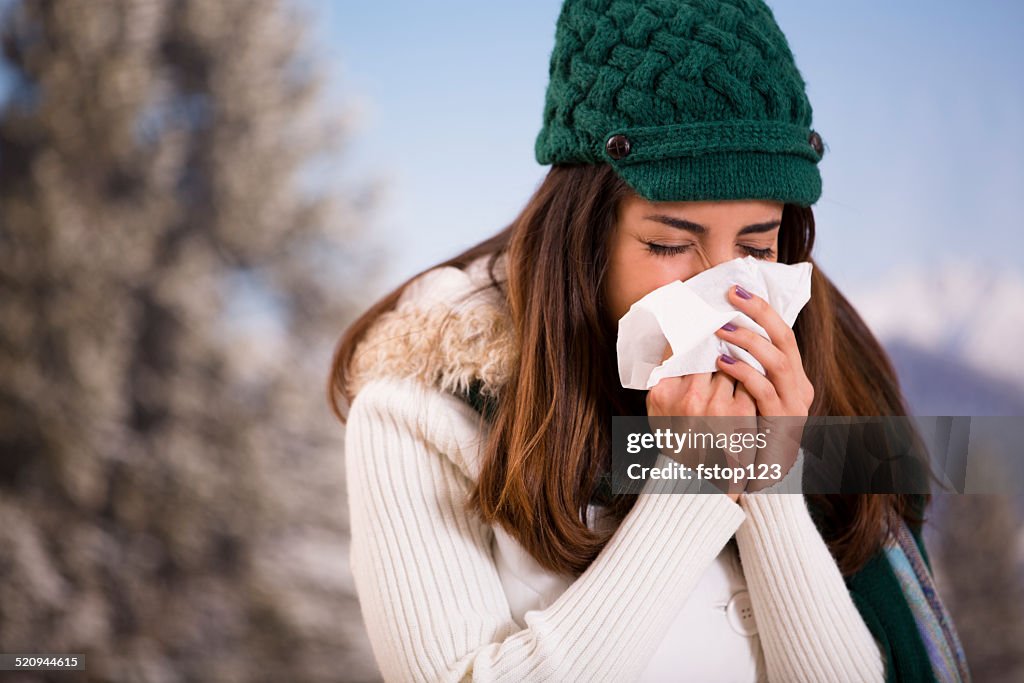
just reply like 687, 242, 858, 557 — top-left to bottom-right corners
732, 398, 759, 469
716, 353, 780, 409
733, 381, 756, 414
727, 285, 801, 369
710, 371, 736, 403
685, 371, 713, 394
714, 324, 802, 399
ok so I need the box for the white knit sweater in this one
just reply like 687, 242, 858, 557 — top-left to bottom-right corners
343, 254, 886, 682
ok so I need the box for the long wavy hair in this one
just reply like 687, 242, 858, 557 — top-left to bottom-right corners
329, 162, 927, 577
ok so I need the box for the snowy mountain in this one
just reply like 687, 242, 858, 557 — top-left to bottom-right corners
847, 260, 1024, 413
882, 340, 1024, 417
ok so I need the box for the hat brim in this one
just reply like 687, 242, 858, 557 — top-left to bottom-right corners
610, 151, 822, 207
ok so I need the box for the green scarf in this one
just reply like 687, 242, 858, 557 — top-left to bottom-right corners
806, 493, 939, 683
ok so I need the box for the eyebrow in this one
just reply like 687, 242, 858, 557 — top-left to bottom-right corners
644, 214, 781, 236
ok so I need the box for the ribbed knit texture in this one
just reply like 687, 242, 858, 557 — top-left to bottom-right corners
736, 494, 887, 682
534, 0, 824, 206
345, 376, 886, 682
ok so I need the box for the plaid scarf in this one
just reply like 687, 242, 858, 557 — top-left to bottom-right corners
884, 517, 971, 682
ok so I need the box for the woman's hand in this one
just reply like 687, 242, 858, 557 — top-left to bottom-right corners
646, 341, 756, 502
713, 285, 814, 416
713, 284, 814, 491
646, 349, 758, 419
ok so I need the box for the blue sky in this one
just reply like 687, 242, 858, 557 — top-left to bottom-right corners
311, 0, 1024, 293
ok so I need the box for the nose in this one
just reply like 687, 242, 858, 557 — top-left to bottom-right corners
690, 243, 737, 275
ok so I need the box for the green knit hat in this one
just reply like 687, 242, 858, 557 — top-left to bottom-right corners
534, 0, 825, 207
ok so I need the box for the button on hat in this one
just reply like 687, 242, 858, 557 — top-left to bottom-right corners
605, 134, 632, 160
809, 130, 824, 156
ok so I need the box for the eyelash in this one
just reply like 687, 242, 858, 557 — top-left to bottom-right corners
643, 242, 776, 260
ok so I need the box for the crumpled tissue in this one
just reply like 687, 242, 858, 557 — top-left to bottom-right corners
617, 256, 813, 390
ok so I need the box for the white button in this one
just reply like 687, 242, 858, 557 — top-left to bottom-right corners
726, 590, 758, 636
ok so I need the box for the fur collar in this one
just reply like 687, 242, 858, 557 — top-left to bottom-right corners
348, 252, 516, 402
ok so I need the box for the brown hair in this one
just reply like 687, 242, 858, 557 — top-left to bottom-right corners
328, 163, 927, 577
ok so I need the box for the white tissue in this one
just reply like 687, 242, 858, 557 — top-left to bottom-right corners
616, 256, 813, 390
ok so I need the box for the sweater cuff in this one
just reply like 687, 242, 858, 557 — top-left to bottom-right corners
735, 493, 886, 682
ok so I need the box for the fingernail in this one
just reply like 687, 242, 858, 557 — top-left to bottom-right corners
720, 322, 737, 332
720, 354, 736, 364
734, 285, 752, 299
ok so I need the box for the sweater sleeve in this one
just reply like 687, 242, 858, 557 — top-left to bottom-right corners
734, 493, 887, 683
344, 377, 747, 682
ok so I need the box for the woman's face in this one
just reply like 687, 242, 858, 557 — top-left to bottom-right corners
604, 194, 784, 325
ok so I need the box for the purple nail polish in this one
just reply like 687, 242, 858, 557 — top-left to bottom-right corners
720, 354, 736, 364
734, 285, 752, 299
720, 322, 737, 332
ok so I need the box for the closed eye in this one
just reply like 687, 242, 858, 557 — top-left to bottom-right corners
742, 246, 775, 259
642, 242, 776, 259
643, 242, 691, 256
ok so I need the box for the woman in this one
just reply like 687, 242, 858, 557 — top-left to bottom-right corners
329, 1, 969, 681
